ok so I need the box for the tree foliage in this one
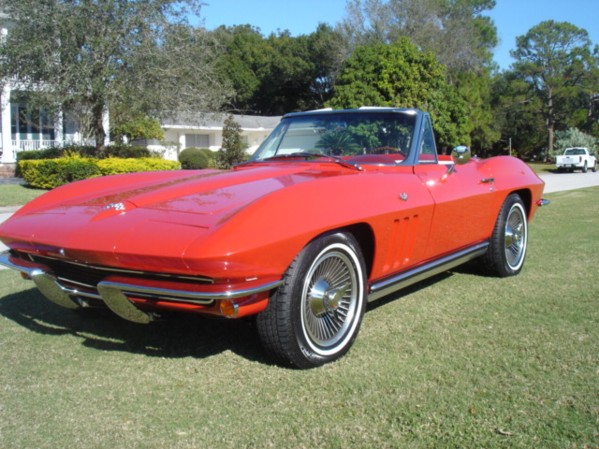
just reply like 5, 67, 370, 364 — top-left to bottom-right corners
212, 24, 347, 115
509, 20, 597, 153
553, 128, 598, 156
339, 0, 498, 150
111, 114, 164, 143
340, 0, 497, 72
0, 0, 229, 150
328, 38, 469, 147
489, 72, 547, 158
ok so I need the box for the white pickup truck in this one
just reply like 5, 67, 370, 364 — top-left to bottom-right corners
555, 147, 597, 173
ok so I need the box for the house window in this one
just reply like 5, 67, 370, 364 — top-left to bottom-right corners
40, 109, 55, 140
10, 103, 55, 141
186, 134, 209, 148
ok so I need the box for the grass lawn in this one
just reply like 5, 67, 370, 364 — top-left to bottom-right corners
0, 184, 46, 207
0, 187, 597, 449
527, 162, 556, 174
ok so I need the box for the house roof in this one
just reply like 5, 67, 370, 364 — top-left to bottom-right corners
161, 113, 281, 131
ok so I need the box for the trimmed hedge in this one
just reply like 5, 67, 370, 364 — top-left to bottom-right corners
16, 144, 156, 178
20, 157, 102, 189
19, 156, 181, 189
16, 144, 152, 162
97, 158, 180, 175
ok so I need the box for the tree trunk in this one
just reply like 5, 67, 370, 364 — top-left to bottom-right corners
546, 87, 554, 155
547, 121, 554, 156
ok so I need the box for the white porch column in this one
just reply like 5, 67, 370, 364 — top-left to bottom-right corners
54, 109, 64, 147
1, 83, 13, 163
178, 132, 186, 150
102, 105, 110, 146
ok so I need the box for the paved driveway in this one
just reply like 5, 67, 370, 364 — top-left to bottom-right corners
539, 171, 599, 193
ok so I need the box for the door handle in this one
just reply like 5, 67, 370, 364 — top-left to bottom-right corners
480, 177, 495, 184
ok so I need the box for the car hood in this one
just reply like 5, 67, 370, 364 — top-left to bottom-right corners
0, 164, 350, 270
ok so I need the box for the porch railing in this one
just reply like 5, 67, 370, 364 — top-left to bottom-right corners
12, 140, 60, 152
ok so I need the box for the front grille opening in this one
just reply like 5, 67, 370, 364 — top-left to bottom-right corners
13, 251, 213, 291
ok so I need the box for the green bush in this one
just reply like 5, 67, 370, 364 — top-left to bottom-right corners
179, 147, 214, 169
99, 144, 152, 159
97, 158, 180, 175
19, 156, 102, 189
19, 156, 180, 189
16, 144, 152, 163
17, 148, 67, 161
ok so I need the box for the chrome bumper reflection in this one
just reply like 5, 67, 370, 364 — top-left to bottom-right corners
0, 250, 282, 324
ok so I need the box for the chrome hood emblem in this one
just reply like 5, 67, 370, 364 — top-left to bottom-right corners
104, 202, 127, 211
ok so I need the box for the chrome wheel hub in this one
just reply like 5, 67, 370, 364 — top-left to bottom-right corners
309, 279, 350, 317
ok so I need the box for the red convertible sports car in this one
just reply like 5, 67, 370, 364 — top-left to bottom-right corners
0, 107, 548, 368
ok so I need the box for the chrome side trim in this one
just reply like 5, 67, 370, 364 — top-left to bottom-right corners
368, 242, 489, 301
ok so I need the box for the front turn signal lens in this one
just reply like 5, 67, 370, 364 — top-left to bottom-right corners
219, 299, 238, 318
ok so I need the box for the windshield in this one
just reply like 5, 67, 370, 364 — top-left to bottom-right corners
251, 111, 417, 164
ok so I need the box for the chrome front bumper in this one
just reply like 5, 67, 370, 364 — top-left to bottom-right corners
0, 250, 282, 323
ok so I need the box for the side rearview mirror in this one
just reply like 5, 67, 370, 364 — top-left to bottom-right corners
451, 145, 471, 165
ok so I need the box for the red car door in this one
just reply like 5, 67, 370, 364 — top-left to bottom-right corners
414, 161, 497, 259
412, 117, 497, 259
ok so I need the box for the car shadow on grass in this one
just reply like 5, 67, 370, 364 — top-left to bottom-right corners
0, 287, 271, 364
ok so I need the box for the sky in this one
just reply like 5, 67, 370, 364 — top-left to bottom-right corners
199, 0, 599, 70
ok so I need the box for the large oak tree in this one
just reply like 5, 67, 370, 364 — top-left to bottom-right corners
510, 20, 597, 153
0, 0, 229, 150
339, 0, 498, 150
328, 38, 469, 147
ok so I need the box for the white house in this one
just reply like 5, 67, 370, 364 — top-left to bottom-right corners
0, 12, 280, 167
156, 113, 281, 160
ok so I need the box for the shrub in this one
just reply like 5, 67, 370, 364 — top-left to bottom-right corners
15, 148, 65, 176
553, 128, 598, 158
217, 115, 247, 169
19, 156, 102, 189
17, 148, 66, 161
100, 144, 152, 159
96, 158, 180, 175
16, 144, 152, 163
179, 147, 213, 169
62, 145, 99, 157
19, 156, 180, 189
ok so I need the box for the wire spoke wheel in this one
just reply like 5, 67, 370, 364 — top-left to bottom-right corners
504, 203, 527, 270
302, 249, 358, 351
483, 194, 528, 277
257, 232, 366, 368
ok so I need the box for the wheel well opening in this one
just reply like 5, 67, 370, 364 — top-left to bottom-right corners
338, 223, 375, 278
512, 189, 532, 218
